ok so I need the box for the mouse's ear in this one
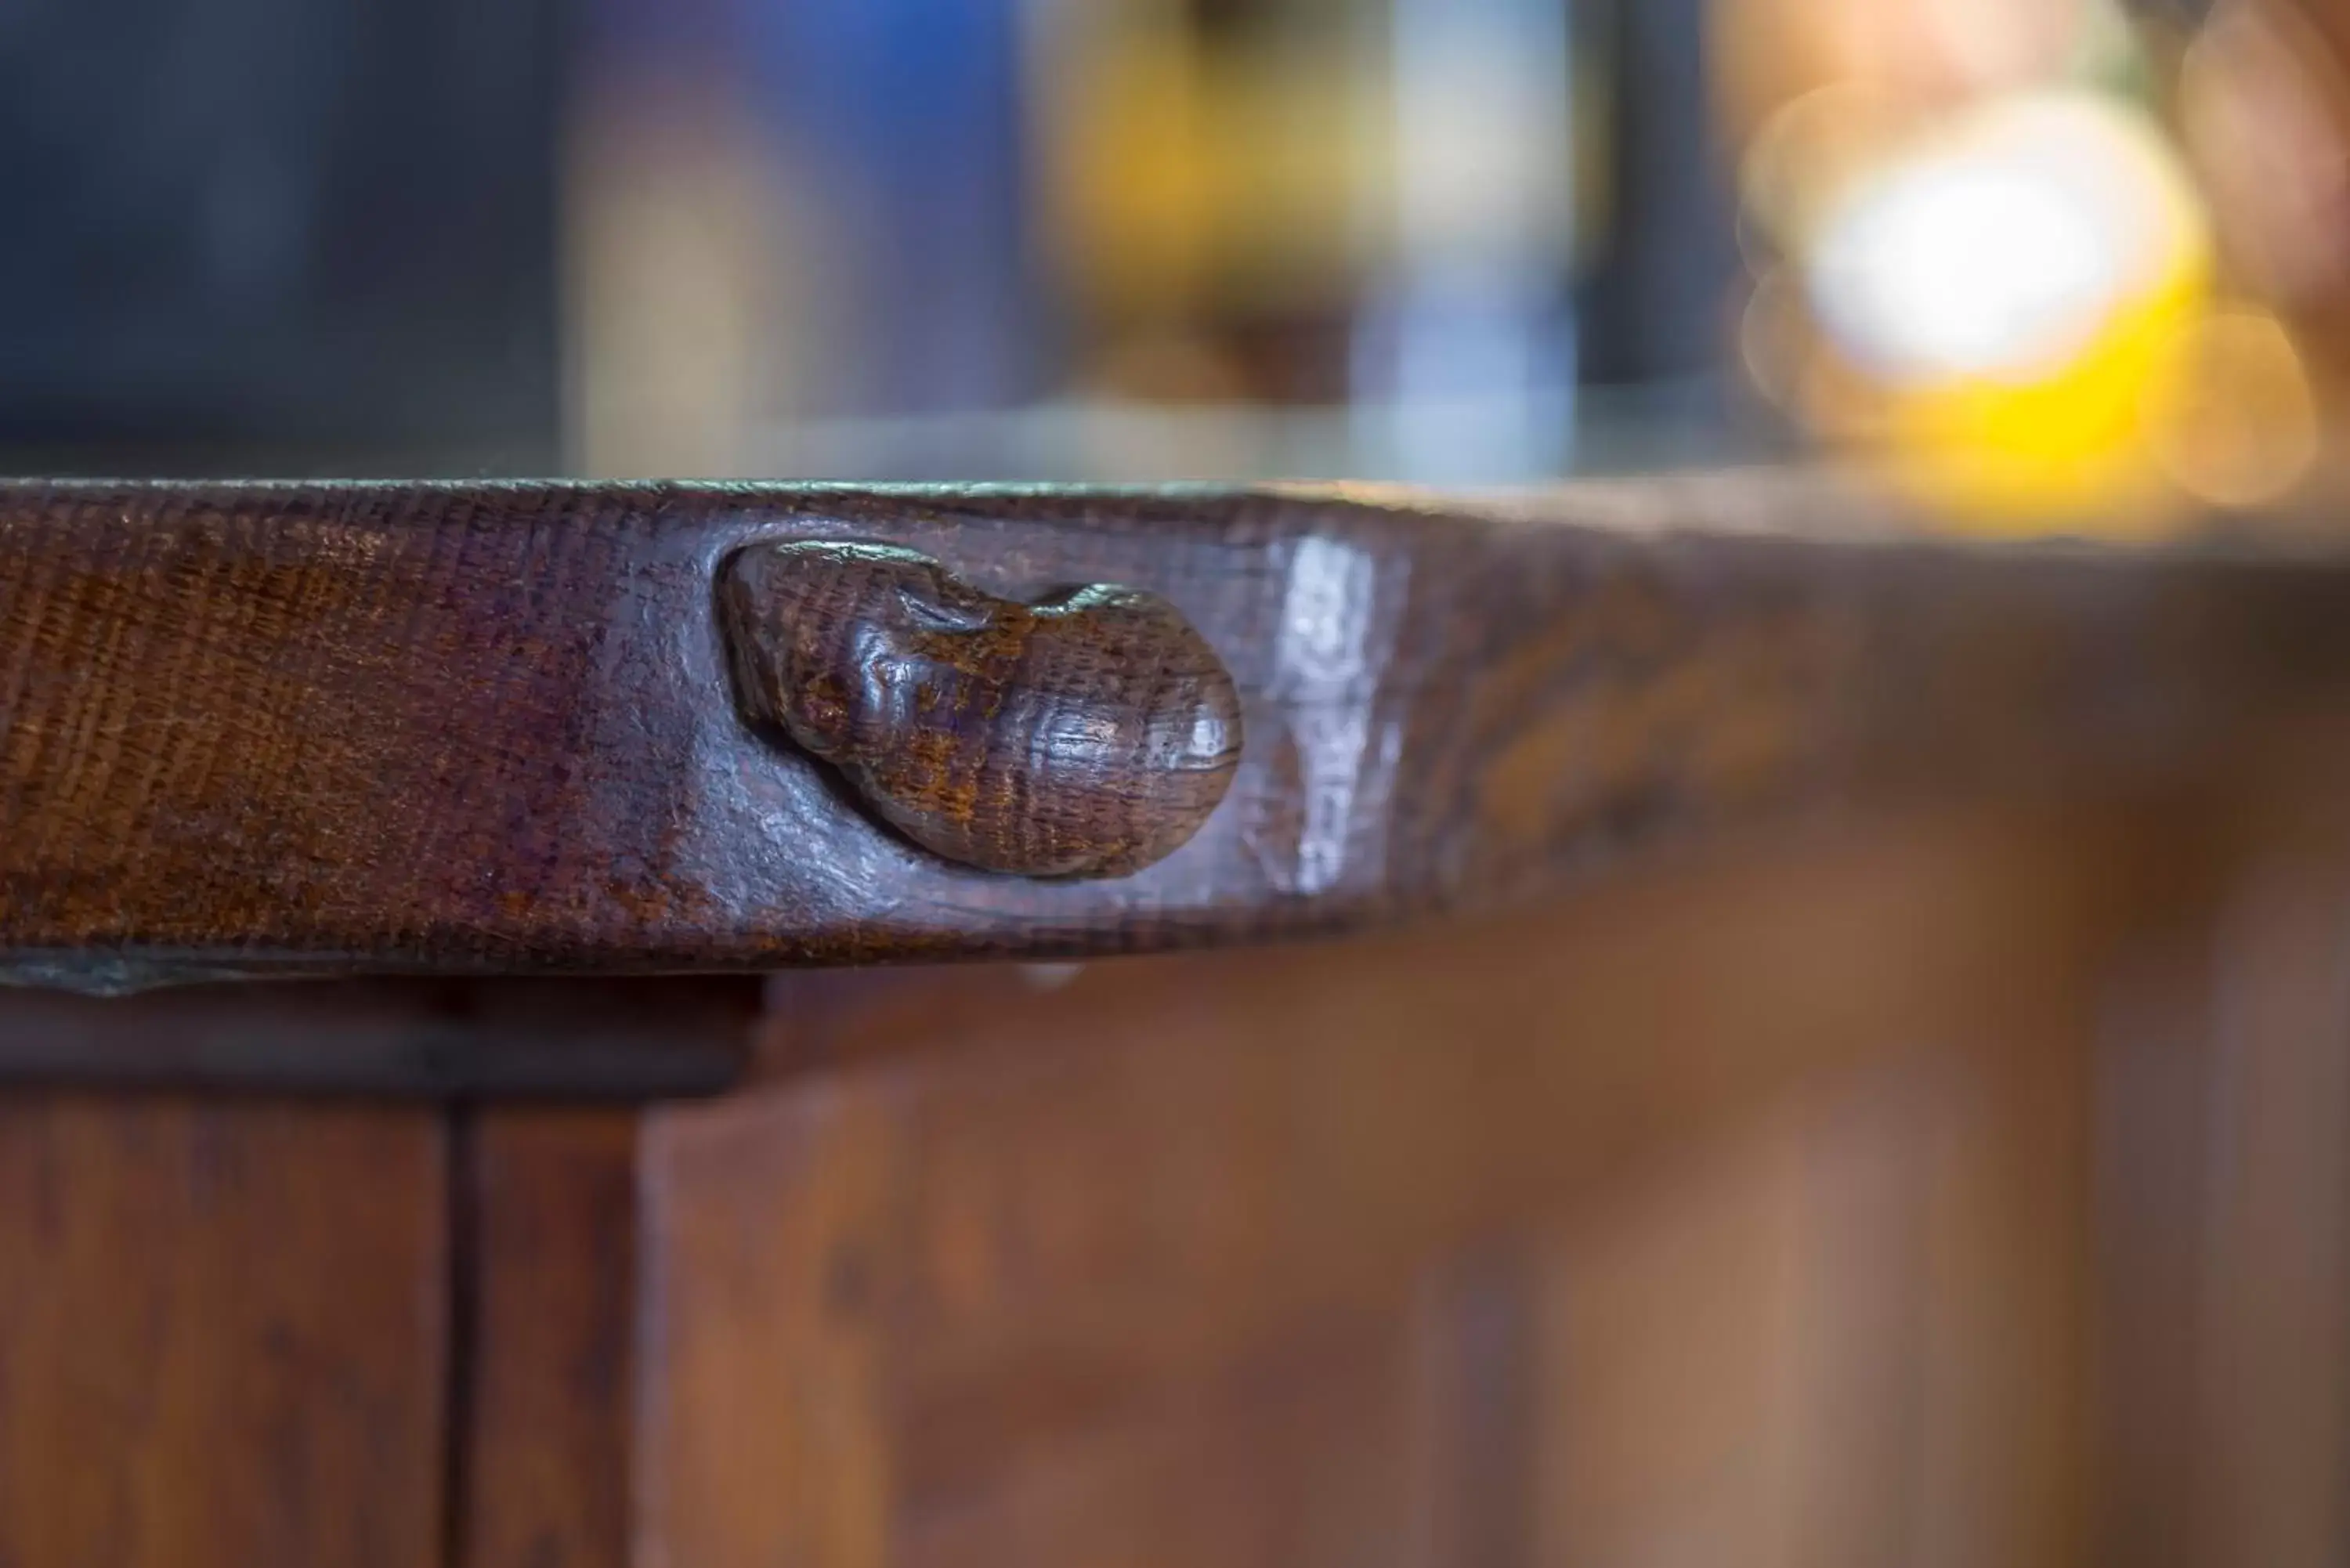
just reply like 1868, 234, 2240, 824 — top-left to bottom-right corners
892, 581, 996, 634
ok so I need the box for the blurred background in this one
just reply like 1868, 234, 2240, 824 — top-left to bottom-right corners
15, 0, 2350, 529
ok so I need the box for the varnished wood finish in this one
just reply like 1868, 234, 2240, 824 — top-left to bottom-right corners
621, 801, 2131, 1568
2088, 778, 2350, 1568
3, 788, 2346, 1565
3, 476, 2350, 985
457, 1111, 641, 1568
720, 540, 1241, 877
0, 1098, 446, 1568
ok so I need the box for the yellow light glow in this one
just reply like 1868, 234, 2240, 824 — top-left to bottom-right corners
1794, 92, 2213, 530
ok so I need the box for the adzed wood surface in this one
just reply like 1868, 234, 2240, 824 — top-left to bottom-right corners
2, 475, 2348, 985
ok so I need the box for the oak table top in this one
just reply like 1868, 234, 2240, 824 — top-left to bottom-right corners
1, 473, 2345, 992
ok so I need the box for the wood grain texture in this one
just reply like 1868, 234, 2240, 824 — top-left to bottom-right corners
0, 1097, 446, 1568
2, 475, 2348, 984
456, 1111, 642, 1568
720, 540, 1241, 877
626, 799, 2136, 1568
2088, 775, 2350, 1568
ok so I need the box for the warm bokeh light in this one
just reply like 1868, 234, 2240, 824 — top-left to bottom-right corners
1799, 93, 2211, 528
2178, 1, 2350, 312
2150, 304, 2319, 508
1707, 0, 2350, 535
1712, 0, 2096, 144
1737, 84, 1925, 257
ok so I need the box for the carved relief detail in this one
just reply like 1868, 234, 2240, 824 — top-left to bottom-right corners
719, 541, 1243, 878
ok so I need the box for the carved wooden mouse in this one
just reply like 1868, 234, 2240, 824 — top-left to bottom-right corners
719, 540, 1242, 877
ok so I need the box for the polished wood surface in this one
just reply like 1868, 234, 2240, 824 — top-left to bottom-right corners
456, 1111, 640, 1568
720, 540, 1242, 878
0, 788, 2341, 1565
501, 797, 2142, 1568
724, 540, 1250, 883
0, 1099, 446, 1568
2089, 791, 2350, 1568
6, 479, 2350, 1567
3, 476, 2350, 987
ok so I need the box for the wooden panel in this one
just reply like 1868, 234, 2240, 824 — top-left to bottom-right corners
1, 477, 2348, 986
0, 1097, 446, 1568
2092, 794, 2350, 1568
456, 1110, 642, 1568
625, 800, 2138, 1568
1524, 1024, 2088, 1568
